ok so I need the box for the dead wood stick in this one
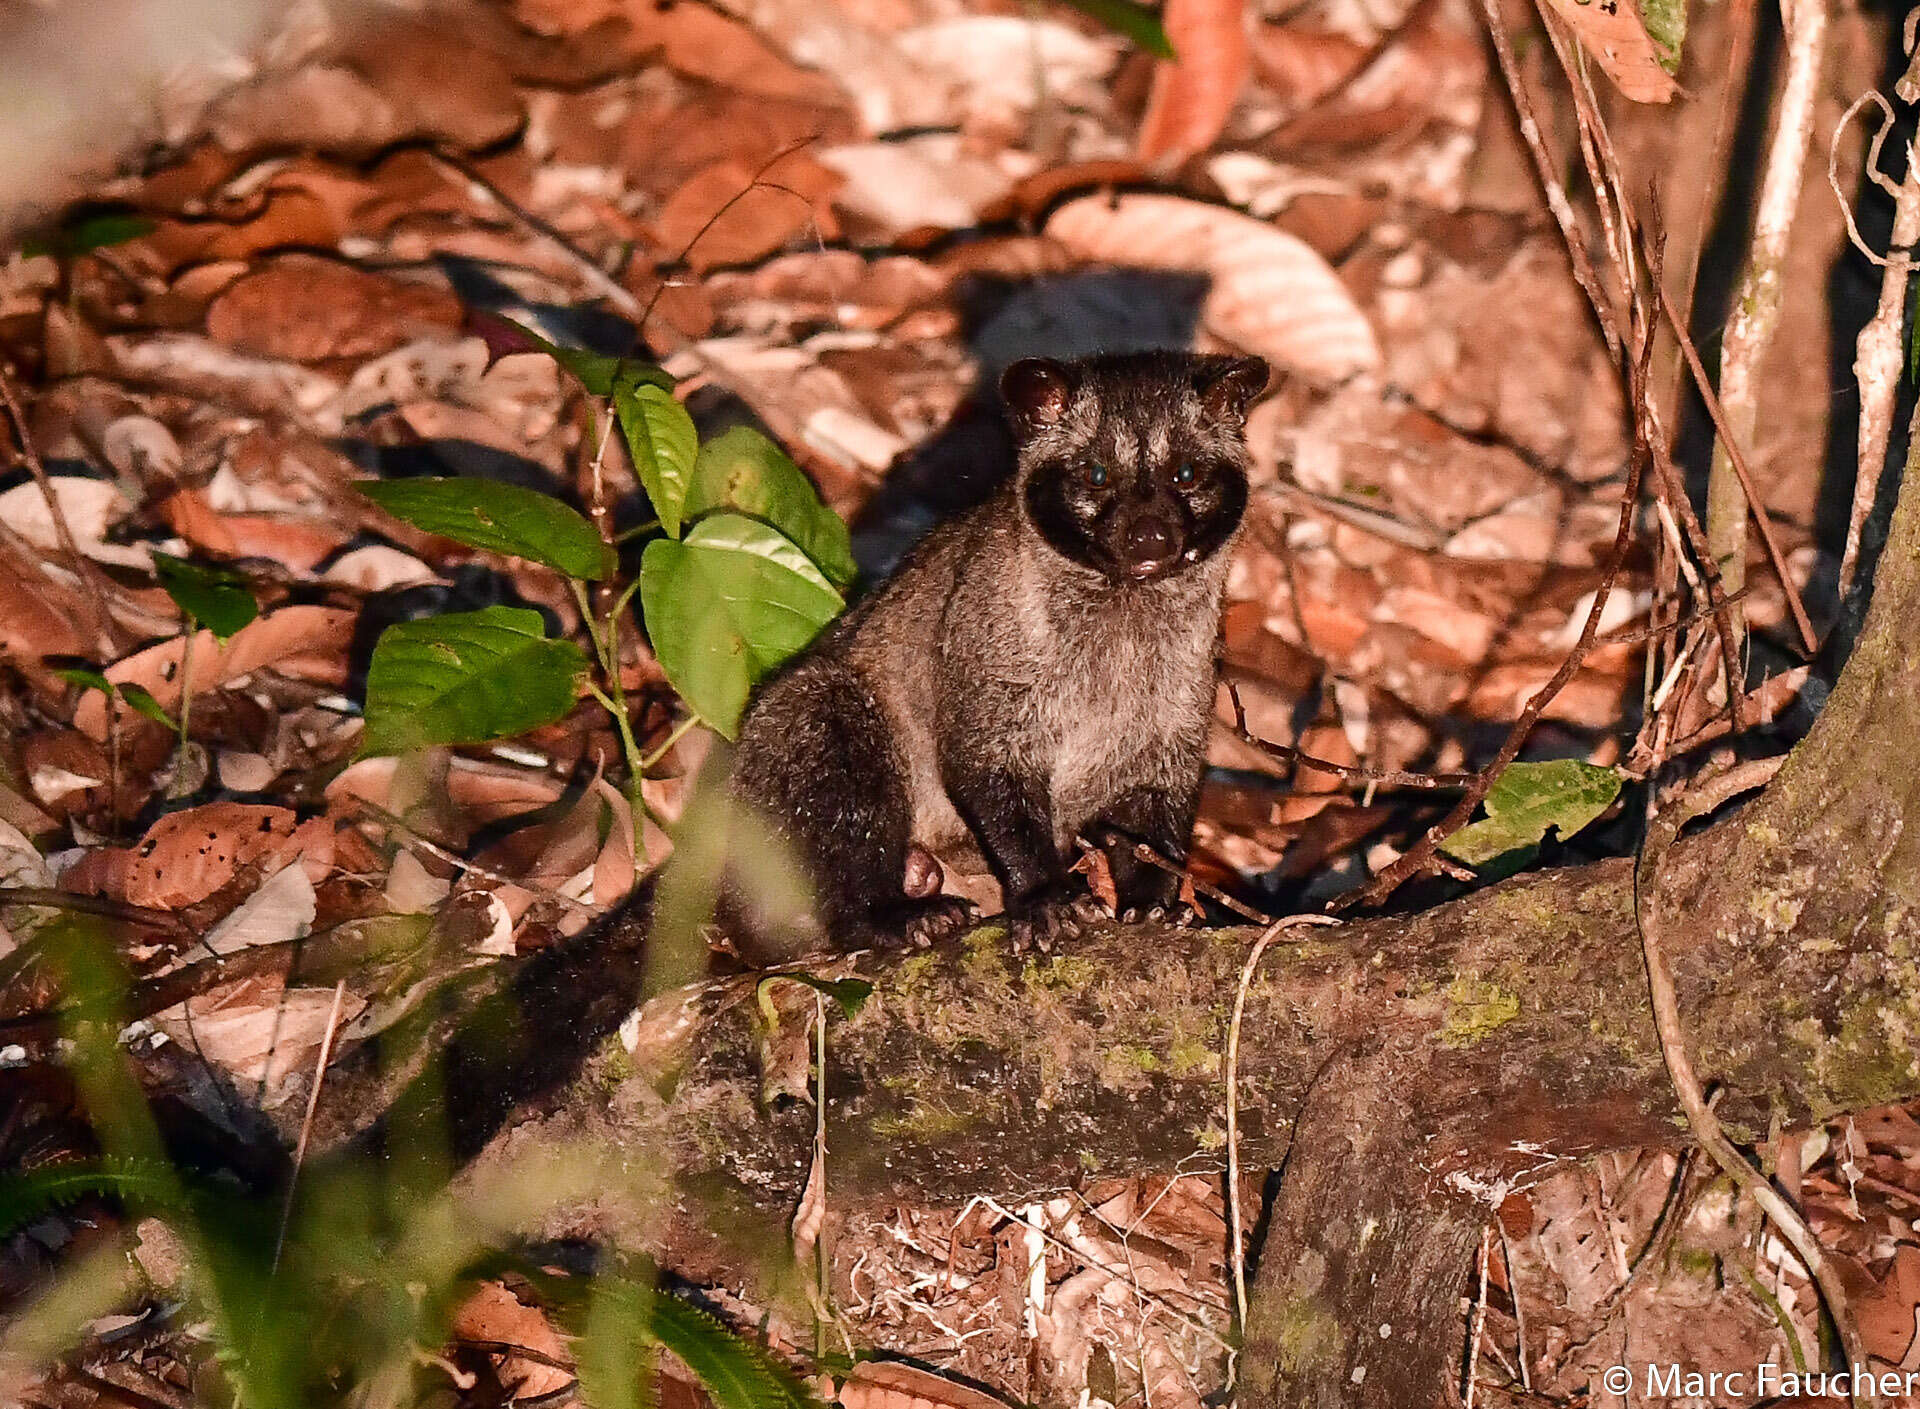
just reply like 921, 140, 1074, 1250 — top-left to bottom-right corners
1634, 755, 1873, 1408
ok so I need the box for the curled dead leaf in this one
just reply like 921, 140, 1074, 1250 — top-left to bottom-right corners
1046, 194, 1379, 381
1137, 0, 1252, 169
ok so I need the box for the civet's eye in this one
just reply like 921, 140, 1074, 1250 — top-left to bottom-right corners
1174, 462, 1197, 486
1087, 462, 1110, 488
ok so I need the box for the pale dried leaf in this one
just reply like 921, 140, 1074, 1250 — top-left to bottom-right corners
1046, 194, 1379, 380
840, 1360, 1014, 1409
201, 861, 316, 955
156, 977, 364, 1097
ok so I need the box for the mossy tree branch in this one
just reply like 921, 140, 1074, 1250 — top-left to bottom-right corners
411, 335, 1920, 1409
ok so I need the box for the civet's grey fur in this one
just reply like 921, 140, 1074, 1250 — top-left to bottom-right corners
722, 349, 1268, 961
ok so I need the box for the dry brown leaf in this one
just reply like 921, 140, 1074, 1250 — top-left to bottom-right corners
1046, 194, 1379, 381
1248, 22, 1373, 113
123, 804, 333, 909
160, 499, 353, 572
327, 755, 569, 830
1069, 846, 1119, 911
204, 16, 525, 157
652, 157, 842, 273
1537, 0, 1679, 104
1137, 0, 1251, 169
640, 0, 849, 104
451, 1281, 573, 1399
155, 975, 364, 1096
73, 606, 357, 741
206, 254, 463, 364
839, 1360, 1013, 1409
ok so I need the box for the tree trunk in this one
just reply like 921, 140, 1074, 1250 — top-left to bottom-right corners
434, 446, 1920, 1406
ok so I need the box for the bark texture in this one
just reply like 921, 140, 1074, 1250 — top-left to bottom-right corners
443, 451, 1920, 1406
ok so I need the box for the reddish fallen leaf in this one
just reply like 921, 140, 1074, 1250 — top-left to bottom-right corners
124, 803, 332, 909
840, 1361, 1013, 1409
206, 254, 463, 364
1248, 22, 1372, 114
651, 157, 843, 273
73, 606, 356, 742
1137, 0, 1251, 169
450, 1281, 573, 1399
327, 756, 569, 827
1538, 0, 1679, 104
1070, 845, 1120, 911
641, 0, 848, 104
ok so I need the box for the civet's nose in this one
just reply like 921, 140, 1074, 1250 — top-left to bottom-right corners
1122, 515, 1179, 576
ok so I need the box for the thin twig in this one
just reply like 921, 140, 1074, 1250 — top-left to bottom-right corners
1658, 0, 1758, 429
1533, 23, 1758, 705
1831, 86, 1920, 594
1634, 756, 1874, 1408
1475, 0, 1626, 361
0, 887, 190, 937
636, 136, 821, 334
1227, 681, 1474, 791
1336, 329, 1652, 909
1223, 914, 1340, 1349
1497, 1220, 1531, 1392
273, 978, 347, 1273
1116, 839, 1275, 925
432, 153, 646, 320
0, 364, 114, 652
1464, 1223, 1491, 1409
347, 798, 597, 916
1646, 251, 1819, 654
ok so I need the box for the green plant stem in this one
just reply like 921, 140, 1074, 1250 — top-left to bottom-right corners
814, 989, 829, 1361
585, 682, 647, 796
639, 715, 699, 772
614, 519, 660, 544
176, 616, 197, 751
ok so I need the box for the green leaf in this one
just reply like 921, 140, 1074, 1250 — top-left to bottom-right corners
360, 606, 586, 757
23, 211, 156, 259
0, 1157, 188, 1238
151, 552, 259, 639
576, 1275, 660, 1409
648, 1295, 815, 1409
686, 428, 857, 587
1440, 760, 1623, 867
54, 669, 179, 728
1056, 0, 1174, 58
640, 515, 843, 739
1638, 0, 1687, 74
758, 972, 873, 1022
467, 313, 674, 400
356, 477, 614, 581
53, 664, 113, 696
617, 383, 699, 540
118, 684, 178, 729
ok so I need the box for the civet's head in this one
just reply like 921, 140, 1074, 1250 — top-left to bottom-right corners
1001, 351, 1267, 585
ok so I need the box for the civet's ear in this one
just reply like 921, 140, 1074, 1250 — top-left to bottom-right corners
1196, 355, 1271, 423
1000, 358, 1076, 435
